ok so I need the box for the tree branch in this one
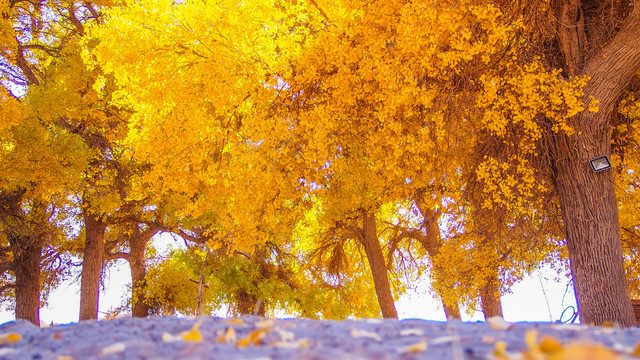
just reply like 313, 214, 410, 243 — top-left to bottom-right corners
582, 8, 640, 120
105, 251, 130, 262
15, 42, 39, 85
0, 261, 15, 274
553, 0, 586, 76
0, 283, 16, 293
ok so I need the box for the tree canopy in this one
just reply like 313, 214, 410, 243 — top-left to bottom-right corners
1, 0, 640, 325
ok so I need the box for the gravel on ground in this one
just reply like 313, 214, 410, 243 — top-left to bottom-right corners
0, 316, 639, 359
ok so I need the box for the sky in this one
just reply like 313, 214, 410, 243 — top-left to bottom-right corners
0, 233, 578, 326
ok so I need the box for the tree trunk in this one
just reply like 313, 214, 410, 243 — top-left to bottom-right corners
12, 235, 41, 326
129, 228, 150, 318
79, 211, 107, 321
235, 289, 265, 316
553, 127, 635, 325
549, 4, 640, 326
361, 211, 398, 319
195, 254, 207, 317
414, 192, 462, 320
480, 275, 503, 319
443, 302, 461, 320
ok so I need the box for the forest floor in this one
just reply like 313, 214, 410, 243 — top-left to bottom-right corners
0, 316, 639, 359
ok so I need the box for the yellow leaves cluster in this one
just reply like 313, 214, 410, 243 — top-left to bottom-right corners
478, 64, 587, 143
0, 88, 22, 139
0, 0, 13, 49
475, 155, 545, 214
0, 102, 89, 198
474, 62, 593, 213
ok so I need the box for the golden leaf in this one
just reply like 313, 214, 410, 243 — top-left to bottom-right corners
350, 329, 382, 342
237, 328, 269, 347
397, 340, 428, 354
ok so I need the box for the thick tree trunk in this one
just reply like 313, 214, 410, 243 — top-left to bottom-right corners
480, 275, 503, 319
235, 289, 265, 316
550, 4, 640, 326
361, 211, 398, 319
12, 235, 42, 326
553, 126, 635, 325
79, 211, 107, 321
129, 229, 149, 318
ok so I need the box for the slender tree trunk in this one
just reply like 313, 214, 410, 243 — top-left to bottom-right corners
12, 235, 41, 325
480, 275, 503, 319
361, 211, 398, 319
443, 302, 461, 320
414, 192, 462, 320
129, 229, 149, 318
549, 2, 640, 326
196, 269, 205, 317
195, 254, 208, 317
79, 211, 107, 321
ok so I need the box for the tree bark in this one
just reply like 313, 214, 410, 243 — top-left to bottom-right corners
129, 228, 149, 318
480, 275, 503, 319
12, 235, 42, 326
128, 226, 159, 318
361, 211, 398, 319
235, 289, 265, 316
553, 127, 635, 325
79, 210, 107, 321
550, 4, 640, 326
443, 302, 461, 320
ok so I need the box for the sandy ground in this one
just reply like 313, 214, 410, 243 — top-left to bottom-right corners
0, 316, 639, 359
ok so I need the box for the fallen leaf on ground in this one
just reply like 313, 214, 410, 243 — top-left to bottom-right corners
493, 341, 509, 359
180, 319, 203, 342
399, 328, 423, 336
482, 335, 496, 344
431, 335, 460, 345
549, 342, 621, 360
217, 326, 236, 343
237, 328, 269, 347
272, 338, 313, 349
255, 319, 276, 329
398, 339, 428, 354
538, 335, 563, 354
488, 317, 513, 330
350, 329, 382, 342
100, 342, 126, 355
163, 319, 204, 342
162, 332, 178, 342
0, 332, 22, 345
